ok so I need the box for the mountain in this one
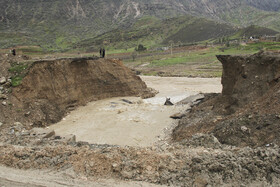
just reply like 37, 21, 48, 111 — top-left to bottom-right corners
0, 0, 279, 51
75, 15, 238, 51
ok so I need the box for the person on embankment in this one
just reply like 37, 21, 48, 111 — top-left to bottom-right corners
102, 48, 105, 58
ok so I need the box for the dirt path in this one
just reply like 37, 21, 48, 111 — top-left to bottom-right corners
0, 166, 164, 187
49, 76, 222, 147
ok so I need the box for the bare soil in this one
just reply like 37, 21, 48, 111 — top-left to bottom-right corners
1, 52, 280, 186
173, 51, 280, 147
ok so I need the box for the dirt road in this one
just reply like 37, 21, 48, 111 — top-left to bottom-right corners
49, 76, 221, 147
0, 165, 164, 187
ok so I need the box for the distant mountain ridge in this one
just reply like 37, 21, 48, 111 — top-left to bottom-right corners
0, 0, 279, 50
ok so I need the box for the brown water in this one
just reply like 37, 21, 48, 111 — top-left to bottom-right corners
50, 76, 222, 147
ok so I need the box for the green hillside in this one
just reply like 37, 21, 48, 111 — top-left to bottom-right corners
75, 15, 237, 51
0, 0, 279, 52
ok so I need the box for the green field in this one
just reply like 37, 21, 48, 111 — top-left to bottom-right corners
123, 42, 280, 77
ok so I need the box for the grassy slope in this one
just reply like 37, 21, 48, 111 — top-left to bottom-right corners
75, 15, 236, 51
219, 5, 280, 32
123, 42, 280, 77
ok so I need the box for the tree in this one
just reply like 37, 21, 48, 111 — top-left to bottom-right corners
135, 44, 147, 52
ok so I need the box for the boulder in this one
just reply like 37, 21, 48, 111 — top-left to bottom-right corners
170, 113, 186, 119
0, 77, 6, 84
31, 128, 55, 139
0, 94, 7, 100
164, 98, 174, 106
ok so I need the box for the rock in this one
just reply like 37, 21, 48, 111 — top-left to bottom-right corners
0, 86, 3, 91
0, 122, 3, 127
4, 82, 11, 87
24, 111, 31, 117
43, 130, 55, 138
54, 136, 62, 139
170, 113, 186, 119
146, 166, 153, 171
0, 94, 7, 100
63, 134, 76, 143
31, 128, 55, 139
0, 77, 6, 84
186, 133, 221, 148
193, 175, 209, 187
164, 98, 174, 106
21, 131, 30, 136
14, 122, 23, 126
2, 101, 7, 106
121, 99, 133, 104
241, 126, 248, 132
241, 126, 250, 134
176, 94, 204, 105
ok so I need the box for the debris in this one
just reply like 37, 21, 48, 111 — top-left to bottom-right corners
170, 113, 186, 119
164, 98, 174, 106
121, 99, 133, 104
31, 128, 55, 139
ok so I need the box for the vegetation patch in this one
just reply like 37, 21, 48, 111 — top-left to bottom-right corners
11, 75, 24, 87
8, 62, 30, 87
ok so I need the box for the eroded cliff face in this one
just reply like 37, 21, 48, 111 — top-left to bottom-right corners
6, 57, 154, 126
217, 51, 280, 110
173, 51, 280, 147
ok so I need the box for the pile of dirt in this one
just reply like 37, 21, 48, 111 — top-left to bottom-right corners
0, 136, 279, 186
173, 51, 280, 147
0, 57, 155, 127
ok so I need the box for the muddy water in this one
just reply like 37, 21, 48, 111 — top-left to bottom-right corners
50, 76, 222, 147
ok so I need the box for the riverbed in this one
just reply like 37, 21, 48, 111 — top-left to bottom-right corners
49, 76, 222, 147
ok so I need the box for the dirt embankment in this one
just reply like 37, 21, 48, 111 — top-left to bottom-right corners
173, 51, 280, 147
0, 57, 155, 126
0, 53, 280, 186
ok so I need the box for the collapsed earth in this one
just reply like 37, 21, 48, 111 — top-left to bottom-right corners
0, 50, 280, 186
1, 0, 280, 186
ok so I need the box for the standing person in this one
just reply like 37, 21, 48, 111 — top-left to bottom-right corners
99, 48, 102, 58
12, 49, 16, 56
102, 48, 105, 58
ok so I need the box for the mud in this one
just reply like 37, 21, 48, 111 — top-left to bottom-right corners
49, 76, 221, 147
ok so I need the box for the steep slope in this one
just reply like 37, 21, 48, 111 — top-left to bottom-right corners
0, 0, 279, 50
173, 51, 280, 147
1, 57, 154, 126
